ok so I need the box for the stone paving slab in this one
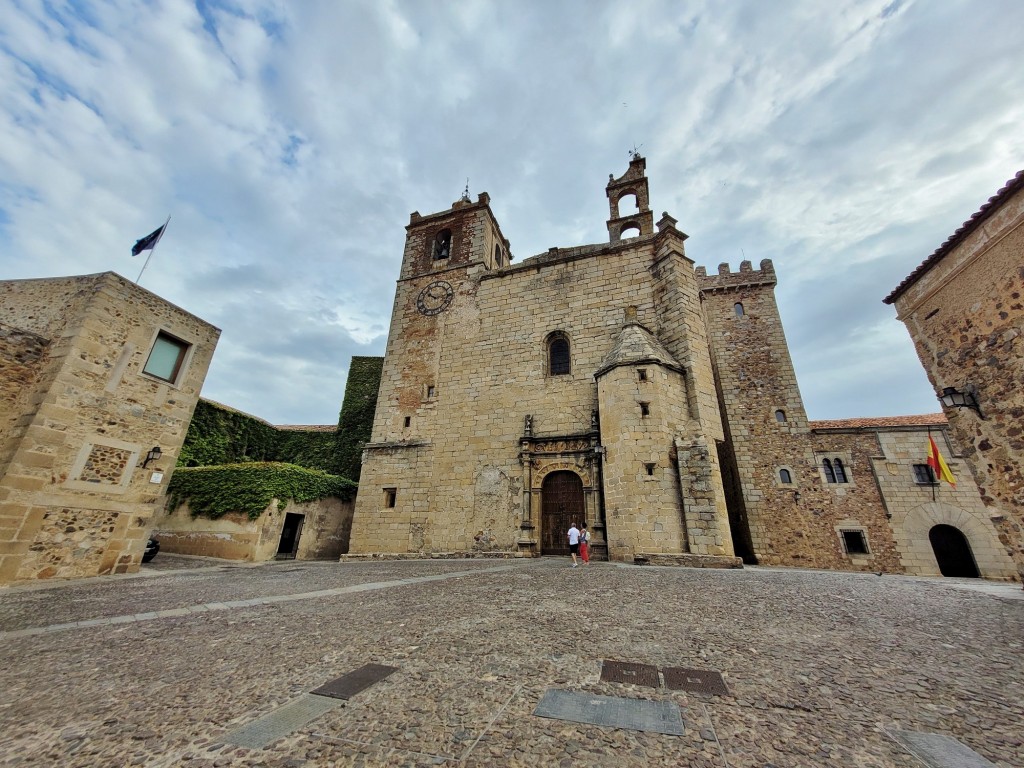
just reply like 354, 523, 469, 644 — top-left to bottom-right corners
0, 560, 1022, 767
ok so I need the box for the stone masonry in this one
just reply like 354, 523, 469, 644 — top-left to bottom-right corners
0, 272, 219, 584
346, 157, 1014, 582
886, 169, 1024, 582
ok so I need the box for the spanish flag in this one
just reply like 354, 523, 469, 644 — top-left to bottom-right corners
927, 435, 956, 487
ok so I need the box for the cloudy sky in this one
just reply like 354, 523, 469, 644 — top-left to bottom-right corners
2, 1, 1022, 426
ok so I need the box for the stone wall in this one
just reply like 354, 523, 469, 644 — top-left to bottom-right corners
153, 496, 354, 561
888, 175, 1024, 580
865, 426, 1016, 579
0, 272, 219, 584
0, 325, 50, 477
351, 178, 737, 559
699, 260, 820, 565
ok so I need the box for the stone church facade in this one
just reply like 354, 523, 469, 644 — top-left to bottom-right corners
347, 157, 1017, 581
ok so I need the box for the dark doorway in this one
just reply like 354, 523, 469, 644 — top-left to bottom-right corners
717, 439, 756, 564
929, 524, 980, 578
541, 471, 584, 555
276, 513, 305, 560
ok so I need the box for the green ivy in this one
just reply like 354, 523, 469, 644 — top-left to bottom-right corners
168, 463, 357, 520
178, 401, 342, 473
177, 400, 281, 467
177, 355, 382, 480
333, 356, 383, 480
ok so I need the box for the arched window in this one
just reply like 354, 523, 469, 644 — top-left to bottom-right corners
823, 458, 836, 483
734, 302, 745, 317
833, 458, 848, 483
779, 469, 792, 484
775, 409, 786, 422
548, 333, 570, 376
432, 229, 452, 260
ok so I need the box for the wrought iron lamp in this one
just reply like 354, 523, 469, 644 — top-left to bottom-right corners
793, 490, 801, 504
142, 446, 162, 468
939, 385, 983, 418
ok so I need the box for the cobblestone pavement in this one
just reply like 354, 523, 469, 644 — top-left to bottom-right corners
1, 559, 1022, 767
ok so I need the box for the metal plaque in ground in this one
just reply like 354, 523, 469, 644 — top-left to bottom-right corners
310, 663, 399, 700
888, 730, 997, 768
222, 694, 341, 749
534, 689, 685, 736
662, 667, 730, 696
600, 660, 660, 688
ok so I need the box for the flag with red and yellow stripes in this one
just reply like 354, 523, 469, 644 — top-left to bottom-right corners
927, 435, 956, 487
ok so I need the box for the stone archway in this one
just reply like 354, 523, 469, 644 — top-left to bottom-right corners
541, 471, 584, 555
891, 500, 1016, 579
929, 524, 980, 578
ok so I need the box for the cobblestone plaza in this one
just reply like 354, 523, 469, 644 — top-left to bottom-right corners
1, 557, 1021, 767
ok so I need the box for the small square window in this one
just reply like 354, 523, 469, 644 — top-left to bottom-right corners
775, 409, 786, 423
912, 464, 937, 485
403, 416, 411, 428
640, 402, 650, 417
143, 331, 190, 383
384, 488, 397, 508
645, 463, 655, 476
427, 385, 436, 398
638, 369, 648, 381
841, 529, 869, 555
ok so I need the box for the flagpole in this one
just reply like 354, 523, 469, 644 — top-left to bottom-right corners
135, 215, 171, 285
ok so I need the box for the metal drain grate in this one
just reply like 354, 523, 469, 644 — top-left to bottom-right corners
310, 663, 398, 700
600, 660, 660, 688
662, 667, 729, 696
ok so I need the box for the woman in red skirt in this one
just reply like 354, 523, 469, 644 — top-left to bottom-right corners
579, 523, 590, 564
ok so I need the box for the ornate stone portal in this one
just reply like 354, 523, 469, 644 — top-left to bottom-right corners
517, 423, 606, 559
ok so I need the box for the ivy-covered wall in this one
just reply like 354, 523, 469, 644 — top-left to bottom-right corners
168, 463, 357, 520
334, 356, 383, 481
177, 355, 382, 481
178, 399, 338, 472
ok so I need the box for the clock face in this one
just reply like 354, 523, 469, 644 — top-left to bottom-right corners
416, 280, 454, 316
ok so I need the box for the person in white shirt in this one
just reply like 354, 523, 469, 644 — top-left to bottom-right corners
567, 523, 581, 567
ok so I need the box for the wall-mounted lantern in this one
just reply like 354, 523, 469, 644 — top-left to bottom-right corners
141, 446, 162, 468
939, 385, 984, 418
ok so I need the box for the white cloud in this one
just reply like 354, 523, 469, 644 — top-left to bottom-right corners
1, 0, 1023, 424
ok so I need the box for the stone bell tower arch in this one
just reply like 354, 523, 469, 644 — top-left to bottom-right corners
606, 153, 655, 242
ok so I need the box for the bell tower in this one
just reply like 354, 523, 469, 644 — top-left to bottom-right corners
606, 153, 655, 241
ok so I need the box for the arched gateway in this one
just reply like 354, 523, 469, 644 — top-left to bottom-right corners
929, 524, 980, 578
541, 471, 584, 555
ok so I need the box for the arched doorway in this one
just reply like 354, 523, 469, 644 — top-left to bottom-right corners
929, 524, 980, 578
541, 471, 584, 555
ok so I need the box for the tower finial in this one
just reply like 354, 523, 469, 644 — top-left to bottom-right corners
629, 143, 644, 161
460, 178, 471, 203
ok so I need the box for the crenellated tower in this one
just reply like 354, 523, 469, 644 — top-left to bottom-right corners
698, 259, 815, 564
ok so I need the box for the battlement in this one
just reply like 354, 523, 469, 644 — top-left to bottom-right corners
696, 259, 776, 292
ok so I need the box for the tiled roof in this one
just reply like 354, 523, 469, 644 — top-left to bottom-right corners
884, 169, 1024, 304
810, 413, 947, 430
